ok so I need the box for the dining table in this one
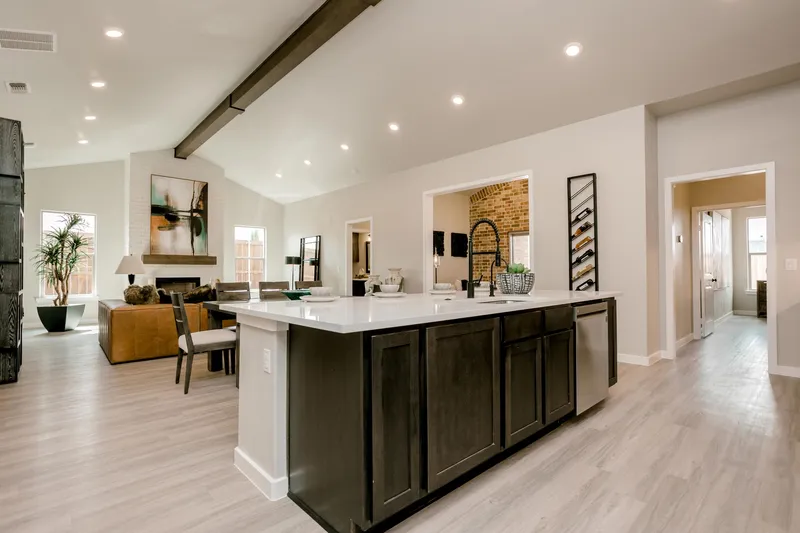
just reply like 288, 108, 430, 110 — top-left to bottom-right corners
203, 290, 311, 371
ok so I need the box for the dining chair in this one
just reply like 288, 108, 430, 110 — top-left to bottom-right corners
216, 282, 251, 301
171, 292, 237, 394
259, 281, 290, 300
295, 280, 322, 289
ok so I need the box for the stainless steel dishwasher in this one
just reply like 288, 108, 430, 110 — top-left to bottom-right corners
575, 302, 609, 415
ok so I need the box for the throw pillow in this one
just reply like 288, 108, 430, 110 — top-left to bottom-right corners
124, 284, 160, 305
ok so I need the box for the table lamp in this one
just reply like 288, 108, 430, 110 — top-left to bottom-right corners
115, 254, 146, 285
285, 256, 301, 290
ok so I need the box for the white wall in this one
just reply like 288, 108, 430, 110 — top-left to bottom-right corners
732, 205, 766, 314
285, 106, 652, 358
433, 193, 469, 285
658, 81, 800, 367
128, 150, 284, 286
24, 161, 127, 327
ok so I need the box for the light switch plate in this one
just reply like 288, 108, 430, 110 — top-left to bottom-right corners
786, 258, 798, 271
263, 348, 272, 373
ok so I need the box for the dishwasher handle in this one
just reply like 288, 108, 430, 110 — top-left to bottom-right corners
575, 302, 608, 318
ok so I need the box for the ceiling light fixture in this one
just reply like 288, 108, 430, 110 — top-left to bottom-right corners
90, 81, 106, 88
451, 95, 465, 106
105, 28, 124, 38
304, 160, 312, 166
275, 173, 282, 178
388, 123, 400, 132
340, 144, 350, 151
564, 42, 583, 57
78, 139, 89, 145
84, 115, 97, 121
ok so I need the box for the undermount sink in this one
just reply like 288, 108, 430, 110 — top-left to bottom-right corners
477, 299, 525, 304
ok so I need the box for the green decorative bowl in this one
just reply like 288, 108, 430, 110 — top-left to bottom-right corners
282, 290, 311, 301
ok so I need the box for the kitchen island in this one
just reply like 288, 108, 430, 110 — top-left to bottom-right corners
224, 290, 620, 533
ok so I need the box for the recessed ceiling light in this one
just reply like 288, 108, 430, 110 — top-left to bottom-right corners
451, 95, 465, 106
340, 144, 350, 151
78, 139, 89, 145
304, 160, 312, 166
564, 42, 583, 57
84, 115, 97, 121
388, 123, 400, 132
105, 28, 124, 38
90, 81, 106, 88
275, 173, 282, 178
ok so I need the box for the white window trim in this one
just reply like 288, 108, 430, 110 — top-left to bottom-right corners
746, 215, 767, 293
234, 225, 267, 289
39, 210, 98, 298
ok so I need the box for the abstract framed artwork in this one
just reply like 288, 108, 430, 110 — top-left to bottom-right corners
150, 174, 209, 256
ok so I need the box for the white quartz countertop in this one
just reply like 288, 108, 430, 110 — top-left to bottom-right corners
220, 290, 621, 334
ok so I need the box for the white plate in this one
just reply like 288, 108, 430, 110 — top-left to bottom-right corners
300, 295, 340, 303
429, 290, 457, 295
375, 292, 407, 299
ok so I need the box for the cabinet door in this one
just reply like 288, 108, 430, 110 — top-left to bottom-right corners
505, 338, 544, 447
543, 329, 575, 425
607, 299, 618, 387
426, 318, 501, 491
371, 330, 421, 522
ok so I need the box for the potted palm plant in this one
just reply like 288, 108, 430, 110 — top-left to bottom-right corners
34, 213, 91, 332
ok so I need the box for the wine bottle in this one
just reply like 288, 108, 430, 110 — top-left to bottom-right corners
571, 249, 595, 268
576, 278, 595, 291
571, 263, 595, 282
572, 222, 593, 239
571, 207, 593, 225
572, 236, 593, 253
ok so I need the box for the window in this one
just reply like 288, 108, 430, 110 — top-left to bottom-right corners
509, 231, 530, 268
41, 211, 96, 297
747, 216, 767, 291
235, 226, 266, 289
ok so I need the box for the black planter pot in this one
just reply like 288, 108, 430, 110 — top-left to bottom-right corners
37, 304, 86, 332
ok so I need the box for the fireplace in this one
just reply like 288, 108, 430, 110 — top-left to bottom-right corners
155, 277, 201, 294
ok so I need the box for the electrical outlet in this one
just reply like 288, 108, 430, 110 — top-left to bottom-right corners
786, 258, 798, 271
263, 348, 272, 373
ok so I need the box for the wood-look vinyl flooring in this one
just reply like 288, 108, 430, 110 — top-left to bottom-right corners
1, 317, 795, 533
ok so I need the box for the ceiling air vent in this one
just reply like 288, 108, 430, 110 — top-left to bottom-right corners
6, 82, 30, 94
0, 29, 56, 52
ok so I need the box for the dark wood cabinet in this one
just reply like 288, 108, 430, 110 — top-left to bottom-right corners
370, 330, 422, 522
608, 298, 618, 386
425, 318, 501, 491
504, 338, 544, 446
543, 329, 575, 425
0, 117, 23, 385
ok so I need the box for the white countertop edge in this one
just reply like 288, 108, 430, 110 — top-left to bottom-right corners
219, 291, 621, 334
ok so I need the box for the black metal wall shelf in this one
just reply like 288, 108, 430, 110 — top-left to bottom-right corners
567, 173, 598, 291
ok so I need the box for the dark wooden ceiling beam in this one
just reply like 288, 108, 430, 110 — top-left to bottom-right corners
175, 0, 382, 160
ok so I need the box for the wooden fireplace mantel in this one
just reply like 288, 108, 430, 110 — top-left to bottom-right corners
142, 254, 218, 266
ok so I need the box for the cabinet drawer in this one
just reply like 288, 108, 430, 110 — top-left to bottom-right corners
503, 311, 542, 343
544, 306, 575, 333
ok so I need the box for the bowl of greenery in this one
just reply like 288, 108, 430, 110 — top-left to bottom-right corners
496, 264, 535, 294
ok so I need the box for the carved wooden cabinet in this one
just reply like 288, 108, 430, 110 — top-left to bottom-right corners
0, 117, 24, 384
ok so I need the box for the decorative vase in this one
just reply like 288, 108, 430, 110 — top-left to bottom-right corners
386, 268, 404, 291
365, 274, 382, 296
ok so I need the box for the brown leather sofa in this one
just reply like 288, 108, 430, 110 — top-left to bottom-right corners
98, 300, 210, 364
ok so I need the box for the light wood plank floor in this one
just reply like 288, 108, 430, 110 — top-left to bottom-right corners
1, 317, 795, 532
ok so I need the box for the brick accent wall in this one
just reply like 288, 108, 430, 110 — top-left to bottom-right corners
469, 180, 529, 280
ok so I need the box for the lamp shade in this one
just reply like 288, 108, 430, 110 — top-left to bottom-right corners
285, 256, 302, 265
115, 254, 146, 275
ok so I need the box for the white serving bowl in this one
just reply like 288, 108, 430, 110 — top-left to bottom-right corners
310, 286, 333, 296
433, 283, 452, 291
381, 284, 400, 293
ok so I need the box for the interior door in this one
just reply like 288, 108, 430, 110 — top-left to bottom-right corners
701, 211, 716, 338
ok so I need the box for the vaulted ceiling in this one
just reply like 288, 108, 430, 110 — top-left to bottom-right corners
3, 0, 800, 204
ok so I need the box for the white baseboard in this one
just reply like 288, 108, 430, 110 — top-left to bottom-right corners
234, 447, 287, 501
734, 310, 757, 317
715, 311, 733, 325
619, 351, 662, 366
771, 365, 800, 379
676, 334, 694, 350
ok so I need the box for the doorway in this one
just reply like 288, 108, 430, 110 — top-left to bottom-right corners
422, 172, 532, 292
345, 217, 372, 296
661, 163, 777, 374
